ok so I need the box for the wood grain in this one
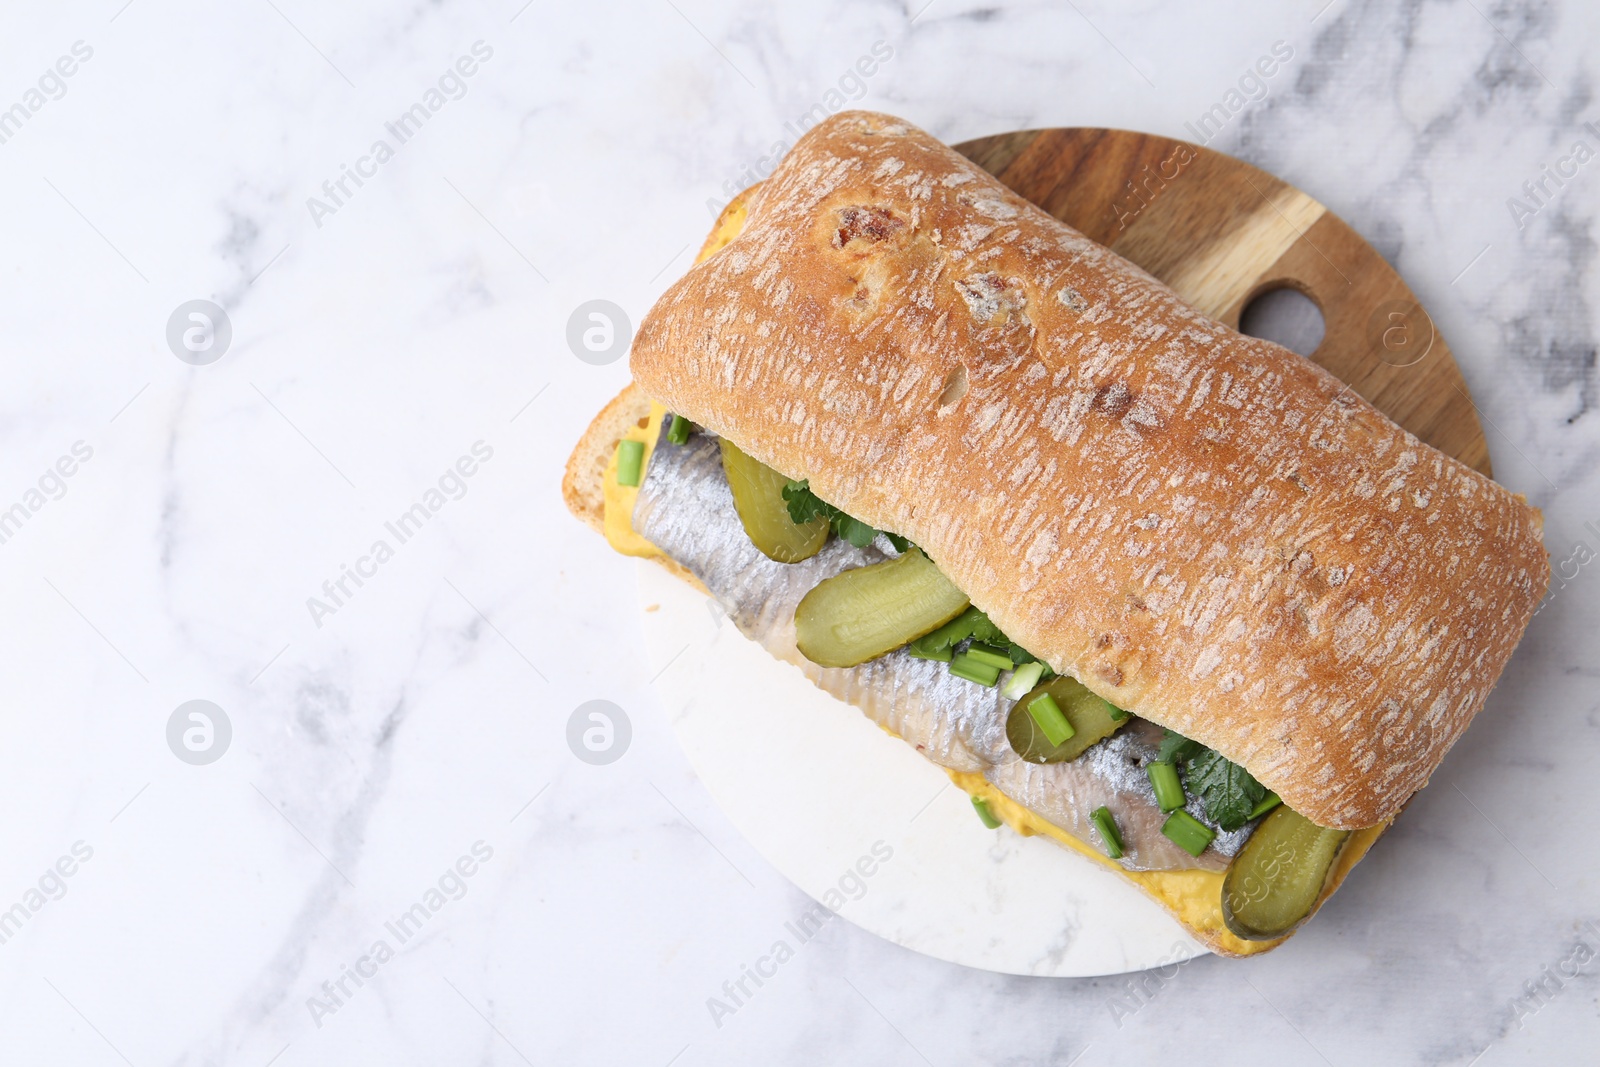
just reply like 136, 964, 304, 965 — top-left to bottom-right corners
955, 128, 1490, 475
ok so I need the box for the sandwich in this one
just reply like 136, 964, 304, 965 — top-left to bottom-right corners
562, 111, 1548, 956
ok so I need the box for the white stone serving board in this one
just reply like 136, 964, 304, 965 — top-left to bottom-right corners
638, 560, 1207, 977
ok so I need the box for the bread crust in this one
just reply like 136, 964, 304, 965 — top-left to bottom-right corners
561, 381, 704, 589
561, 381, 653, 535
628, 111, 1549, 829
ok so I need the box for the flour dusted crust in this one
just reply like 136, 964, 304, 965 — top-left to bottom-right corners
628, 110, 1549, 829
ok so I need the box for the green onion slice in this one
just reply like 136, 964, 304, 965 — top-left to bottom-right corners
666, 414, 691, 444
1000, 660, 1046, 699
1249, 791, 1282, 820
963, 645, 1014, 671
949, 653, 1001, 687
971, 796, 1002, 829
1161, 809, 1215, 857
1026, 693, 1075, 747
1147, 760, 1185, 813
616, 439, 645, 487
1091, 805, 1124, 859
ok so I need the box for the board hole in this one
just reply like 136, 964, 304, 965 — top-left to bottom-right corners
1240, 286, 1326, 357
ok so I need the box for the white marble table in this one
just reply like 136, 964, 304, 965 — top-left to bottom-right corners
0, 0, 1595, 1063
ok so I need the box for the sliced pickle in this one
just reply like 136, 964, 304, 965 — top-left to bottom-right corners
719, 439, 829, 563
1005, 676, 1128, 763
1222, 806, 1352, 941
794, 548, 969, 667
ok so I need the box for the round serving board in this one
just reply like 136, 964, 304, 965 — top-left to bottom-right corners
639, 128, 1489, 977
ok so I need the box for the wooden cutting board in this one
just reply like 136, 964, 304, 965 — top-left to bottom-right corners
955, 127, 1490, 476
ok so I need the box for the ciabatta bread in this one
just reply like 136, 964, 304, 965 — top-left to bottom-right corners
561, 381, 652, 536
628, 110, 1548, 830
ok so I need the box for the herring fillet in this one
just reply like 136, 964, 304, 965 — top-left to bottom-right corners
632, 429, 1251, 871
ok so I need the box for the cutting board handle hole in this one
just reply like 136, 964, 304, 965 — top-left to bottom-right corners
1239, 284, 1326, 358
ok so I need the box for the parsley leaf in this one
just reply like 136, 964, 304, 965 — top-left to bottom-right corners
907, 607, 983, 660
1006, 643, 1039, 668
781, 479, 833, 526
834, 513, 879, 548
966, 613, 1005, 647
1154, 729, 1266, 831
781, 479, 907, 551
1183, 747, 1267, 832
1157, 729, 1203, 764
